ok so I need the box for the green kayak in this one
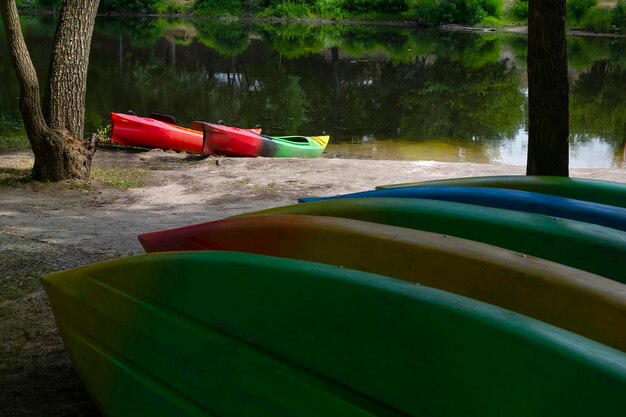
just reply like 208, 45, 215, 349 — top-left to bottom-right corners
243, 198, 626, 283
377, 175, 626, 208
42, 251, 626, 417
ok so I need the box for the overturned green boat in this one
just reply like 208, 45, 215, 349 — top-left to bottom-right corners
43, 251, 626, 417
377, 175, 626, 208
244, 197, 626, 283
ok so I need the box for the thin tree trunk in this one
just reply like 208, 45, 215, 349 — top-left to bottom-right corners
527, 0, 569, 176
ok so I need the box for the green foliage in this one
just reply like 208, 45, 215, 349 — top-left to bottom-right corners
343, 0, 408, 15
262, 1, 316, 18
613, 0, 626, 31
96, 123, 112, 141
407, 0, 437, 24
575, 0, 626, 33
195, 0, 243, 14
314, 0, 346, 18
579, 7, 614, 32
258, 0, 409, 19
510, 0, 527, 19
408, 0, 502, 25
99, 0, 170, 13
566, 0, 598, 25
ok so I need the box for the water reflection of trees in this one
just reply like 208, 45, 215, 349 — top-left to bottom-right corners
195, 19, 251, 57
6, 16, 625, 166
84, 20, 528, 146
570, 60, 626, 164
0, 16, 55, 136
0, 34, 21, 135
398, 58, 523, 142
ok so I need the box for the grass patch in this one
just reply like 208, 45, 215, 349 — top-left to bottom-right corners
0, 135, 30, 151
0, 166, 32, 186
252, 181, 278, 194
91, 167, 151, 190
231, 177, 251, 185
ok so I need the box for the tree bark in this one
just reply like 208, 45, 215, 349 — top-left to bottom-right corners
44, 0, 99, 137
527, 0, 569, 176
1, 0, 100, 181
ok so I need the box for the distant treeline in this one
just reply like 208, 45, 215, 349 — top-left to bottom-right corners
16, 0, 626, 32
20, 0, 504, 25
193, 0, 504, 25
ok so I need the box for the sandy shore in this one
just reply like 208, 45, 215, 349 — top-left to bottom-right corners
1, 148, 625, 416
3, 148, 625, 257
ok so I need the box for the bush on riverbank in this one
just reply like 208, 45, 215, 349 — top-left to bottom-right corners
99, 0, 187, 13
567, 0, 598, 24
572, 0, 626, 33
509, 0, 527, 19
508, 0, 598, 24
194, 0, 501, 22
406, 0, 502, 25
507, 0, 626, 33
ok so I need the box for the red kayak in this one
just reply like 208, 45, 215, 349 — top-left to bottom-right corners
110, 113, 262, 154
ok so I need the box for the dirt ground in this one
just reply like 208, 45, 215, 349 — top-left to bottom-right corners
1, 148, 625, 416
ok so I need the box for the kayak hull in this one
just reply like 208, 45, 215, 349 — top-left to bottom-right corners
377, 175, 626, 208
110, 112, 204, 153
299, 185, 626, 232
110, 113, 263, 154
42, 251, 626, 417
243, 198, 626, 283
139, 214, 626, 352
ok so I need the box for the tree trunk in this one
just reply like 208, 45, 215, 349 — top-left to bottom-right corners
527, 0, 569, 176
45, 0, 100, 137
1, 0, 100, 182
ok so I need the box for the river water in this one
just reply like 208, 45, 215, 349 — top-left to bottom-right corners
1, 16, 625, 169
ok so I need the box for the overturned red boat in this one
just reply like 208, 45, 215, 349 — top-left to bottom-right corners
110, 112, 262, 154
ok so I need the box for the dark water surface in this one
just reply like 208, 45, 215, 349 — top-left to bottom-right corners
1, 16, 625, 169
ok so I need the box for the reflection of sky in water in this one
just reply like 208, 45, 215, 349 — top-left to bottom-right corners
493, 128, 624, 169
330, 131, 624, 169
